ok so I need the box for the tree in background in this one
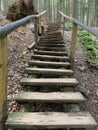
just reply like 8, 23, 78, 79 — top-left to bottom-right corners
0, 0, 98, 27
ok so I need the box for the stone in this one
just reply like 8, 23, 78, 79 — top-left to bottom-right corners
96, 90, 98, 97
79, 66, 86, 72
95, 84, 98, 87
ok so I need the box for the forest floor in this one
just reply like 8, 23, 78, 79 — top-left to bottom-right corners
0, 17, 98, 130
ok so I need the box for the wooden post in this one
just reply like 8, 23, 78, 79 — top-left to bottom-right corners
70, 23, 78, 66
0, 37, 7, 130
39, 16, 42, 35
63, 18, 66, 37
34, 17, 38, 46
45, 12, 47, 23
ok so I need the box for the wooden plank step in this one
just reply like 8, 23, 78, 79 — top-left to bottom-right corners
40, 39, 63, 42
45, 33, 61, 37
35, 46, 66, 52
5, 112, 97, 129
44, 33, 62, 37
34, 50, 68, 56
37, 43, 65, 47
32, 54, 69, 61
40, 36, 62, 39
35, 46, 66, 51
41, 37, 62, 39
39, 41, 64, 44
15, 92, 86, 103
29, 60, 71, 68
20, 78, 79, 87
25, 68, 74, 76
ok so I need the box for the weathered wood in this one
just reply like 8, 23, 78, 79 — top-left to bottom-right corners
5, 112, 97, 129
20, 78, 79, 86
0, 37, 7, 130
25, 67, 74, 76
35, 46, 66, 51
39, 40, 64, 44
28, 42, 35, 50
15, 92, 86, 103
63, 18, 66, 36
34, 17, 38, 45
32, 54, 69, 61
39, 16, 42, 34
44, 31, 61, 36
40, 39, 63, 41
38, 41, 65, 45
37, 43, 65, 47
34, 50, 68, 56
41, 35, 62, 38
70, 23, 78, 65
36, 10, 47, 17
40, 37, 63, 40
29, 60, 71, 68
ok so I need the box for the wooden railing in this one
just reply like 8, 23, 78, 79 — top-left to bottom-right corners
0, 10, 46, 129
59, 11, 98, 65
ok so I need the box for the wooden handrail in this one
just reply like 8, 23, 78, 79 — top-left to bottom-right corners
59, 11, 98, 37
59, 11, 98, 65
0, 10, 47, 38
36, 10, 47, 17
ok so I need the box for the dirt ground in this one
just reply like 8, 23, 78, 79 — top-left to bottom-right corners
7, 26, 34, 112
0, 17, 98, 129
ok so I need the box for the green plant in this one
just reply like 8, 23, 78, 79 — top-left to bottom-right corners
78, 30, 98, 69
65, 22, 73, 31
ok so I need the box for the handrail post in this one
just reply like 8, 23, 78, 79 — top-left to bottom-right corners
0, 37, 7, 130
63, 18, 66, 37
34, 17, 38, 45
70, 23, 78, 66
46, 12, 47, 23
60, 14, 62, 29
39, 16, 42, 35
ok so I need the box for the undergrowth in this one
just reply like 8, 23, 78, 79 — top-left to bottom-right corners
65, 21, 72, 31
78, 30, 98, 69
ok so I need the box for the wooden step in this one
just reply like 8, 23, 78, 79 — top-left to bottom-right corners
15, 92, 86, 103
37, 43, 65, 47
25, 68, 73, 76
45, 33, 61, 37
43, 33, 62, 37
40, 32, 62, 37
29, 60, 71, 68
32, 54, 69, 61
40, 36, 62, 39
34, 50, 68, 56
39, 41, 64, 44
35, 46, 66, 51
40, 39, 63, 42
40, 38, 63, 41
20, 78, 79, 87
5, 112, 97, 129
47, 29, 60, 31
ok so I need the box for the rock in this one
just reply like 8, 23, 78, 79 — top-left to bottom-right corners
7, 95, 12, 101
96, 90, 98, 97
19, 51, 27, 59
95, 84, 98, 87
79, 66, 86, 72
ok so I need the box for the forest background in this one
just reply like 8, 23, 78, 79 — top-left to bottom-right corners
0, 0, 98, 27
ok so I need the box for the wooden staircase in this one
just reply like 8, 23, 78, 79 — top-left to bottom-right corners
5, 22, 97, 129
